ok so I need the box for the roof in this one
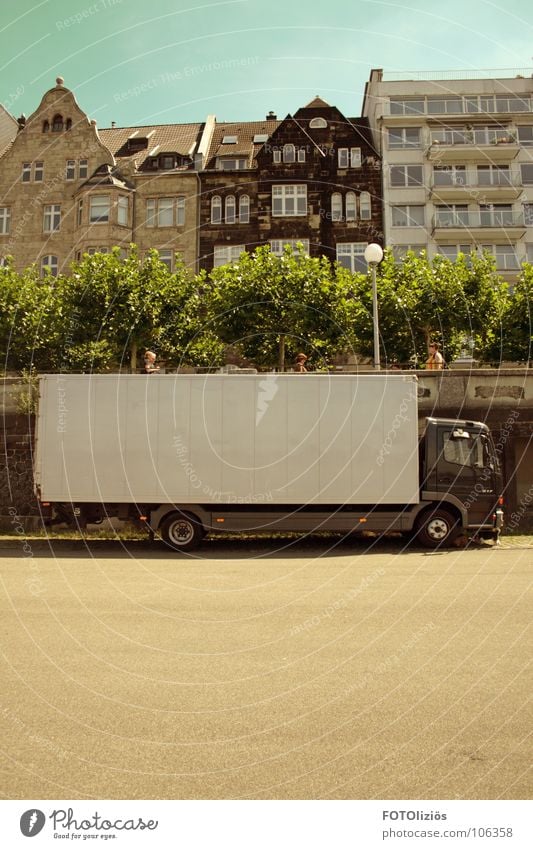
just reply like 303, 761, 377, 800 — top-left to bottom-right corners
303, 96, 332, 109
99, 123, 204, 169
204, 119, 281, 169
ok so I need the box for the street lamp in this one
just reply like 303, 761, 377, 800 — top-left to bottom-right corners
364, 243, 384, 370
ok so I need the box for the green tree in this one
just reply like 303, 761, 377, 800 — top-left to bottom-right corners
205, 245, 361, 370
486, 262, 533, 363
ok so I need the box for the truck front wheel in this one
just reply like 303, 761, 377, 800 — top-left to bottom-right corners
414, 507, 459, 549
160, 512, 204, 552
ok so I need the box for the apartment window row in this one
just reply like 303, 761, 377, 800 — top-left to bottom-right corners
388, 94, 532, 116
388, 126, 533, 150
391, 202, 533, 228
330, 191, 371, 221
22, 161, 44, 182
146, 196, 184, 228
270, 239, 310, 256
42, 114, 72, 133
438, 243, 520, 270
210, 195, 250, 224
65, 159, 88, 180
391, 163, 533, 187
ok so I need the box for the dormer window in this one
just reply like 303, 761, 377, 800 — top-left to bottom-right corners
52, 114, 64, 132
310, 117, 327, 129
222, 135, 238, 144
160, 155, 176, 170
216, 157, 248, 170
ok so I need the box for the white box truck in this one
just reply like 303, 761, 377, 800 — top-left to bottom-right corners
34, 373, 503, 550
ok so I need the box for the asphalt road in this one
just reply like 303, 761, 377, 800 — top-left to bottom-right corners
0, 536, 531, 800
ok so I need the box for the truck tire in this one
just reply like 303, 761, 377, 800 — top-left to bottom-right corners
414, 507, 459, 549
160, 512, 204, 552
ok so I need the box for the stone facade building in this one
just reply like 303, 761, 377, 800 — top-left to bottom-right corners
0, 80, 382, 274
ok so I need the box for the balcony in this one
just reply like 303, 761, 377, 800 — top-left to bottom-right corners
427, 129, 519, 163
432, 210, 526, 240
430, 168, 523, 201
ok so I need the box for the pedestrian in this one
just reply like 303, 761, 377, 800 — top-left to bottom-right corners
294, 353, 308, 373
143, 350, 160, 374
426, 341, 444, 370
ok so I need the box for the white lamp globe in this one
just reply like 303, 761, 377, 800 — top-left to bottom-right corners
364, 243, 384, 264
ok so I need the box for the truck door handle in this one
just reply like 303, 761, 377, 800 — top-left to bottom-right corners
438, 475, 453, 484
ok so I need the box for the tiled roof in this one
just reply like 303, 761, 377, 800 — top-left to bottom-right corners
204, 119, 280, 169
303, 96, 332, 109
99, 123, 204, 168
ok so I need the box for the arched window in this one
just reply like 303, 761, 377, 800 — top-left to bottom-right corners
42, 120, 49, 133
239, 195, 250, 223
346, 192, 357, 221
310, 117, 327, 129
211, 195, 222, 224
360, 191, 371, 220
40, 255, 58, 277
225, 195, 236, 224
65, 118, 72, 131
283, 144, 295, 163
52, 114, 63, 132
331, 192, 343, 222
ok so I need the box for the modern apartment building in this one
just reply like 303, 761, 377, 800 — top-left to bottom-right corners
363, 68, 533, 277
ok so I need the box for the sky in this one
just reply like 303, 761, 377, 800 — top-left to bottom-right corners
1, 0, 532, 129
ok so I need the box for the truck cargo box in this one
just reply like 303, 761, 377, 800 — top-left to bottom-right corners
35, 373, 420, 506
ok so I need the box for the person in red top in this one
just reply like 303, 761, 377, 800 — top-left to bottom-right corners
426, 341, 444, 370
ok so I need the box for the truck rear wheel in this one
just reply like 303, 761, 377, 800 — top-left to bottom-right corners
160, 512, 204, 552
414, 507, 459, 549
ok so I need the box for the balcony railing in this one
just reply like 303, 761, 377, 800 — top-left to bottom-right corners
385, 93, 533, 115
433, 211, 525, 228
430, 129, 518, 146
431, 168, 522, 189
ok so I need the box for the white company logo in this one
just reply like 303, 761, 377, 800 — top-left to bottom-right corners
256, 374, 279, 425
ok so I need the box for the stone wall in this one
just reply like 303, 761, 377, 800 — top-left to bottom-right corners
1, 369, 532, 532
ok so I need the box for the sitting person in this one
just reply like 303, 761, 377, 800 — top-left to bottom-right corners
426, 341, 444, 370
143, 350, 160, 374
294, 353, 308, 373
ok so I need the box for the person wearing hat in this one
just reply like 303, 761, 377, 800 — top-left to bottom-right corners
294, 353, 308, 373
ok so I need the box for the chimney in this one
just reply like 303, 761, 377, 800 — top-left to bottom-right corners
111, 121, 116, 128
266, 111, 277, 120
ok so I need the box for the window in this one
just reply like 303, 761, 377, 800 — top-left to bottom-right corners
160, 155, 175, 170
42, 120, 49, 133
480, 204, 513, 226
66, 160, 76, 180
239, 195, 250, 223
523, 203, 533, 226
89, 195, 110, 223
345, 192, 356, 221
390, 165, 424, 187
40, 255, 58, 277
87, 247, 109, 255
388, 127, 420, 149
52, 114, 63, 132
146, 197, 176, 227
359, 192, 371, 221
434, 204, 468, 226
0, 207, 11, 234
43, 204, 61, 232
79, 159, 88, 179
350, 147, 362, 168
437, 245, 473, 261
527, 244, 533, 263
310, 117, 327, 128
433, 165, 466, 186
22, 163, 31, 182
211, 196, 222, 224
283, 144, 295, 163
391, 244, 426, 260
517, 126, 533, 146
336, 243, 367, 272
34, 162, 44, 182
65, 118, 72, 131
77, 199, 83, 226
391, 205, 425, 227
253, 134, 269, 143
477, 165, 511, 186
338, 148, 349, 168
213, 244, 245, 267
427, 97, 462, 114
297, 148, 306, 163
272, 184, 307, 216
225, 195, 236, 224
331, 193, 343, 221
157, 249, 174, 271
221, 135, 237, 144
176, 196, 185, 226
117, 196, 129, 226
389, 98, 424, 115
481, 244, 519, 270
270, 239, 310, 256
216, 157, 248, 170
521, 164, 533, 184
273, 149, 281, 163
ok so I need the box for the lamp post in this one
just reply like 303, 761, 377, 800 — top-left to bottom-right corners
364, 243, 384, 370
